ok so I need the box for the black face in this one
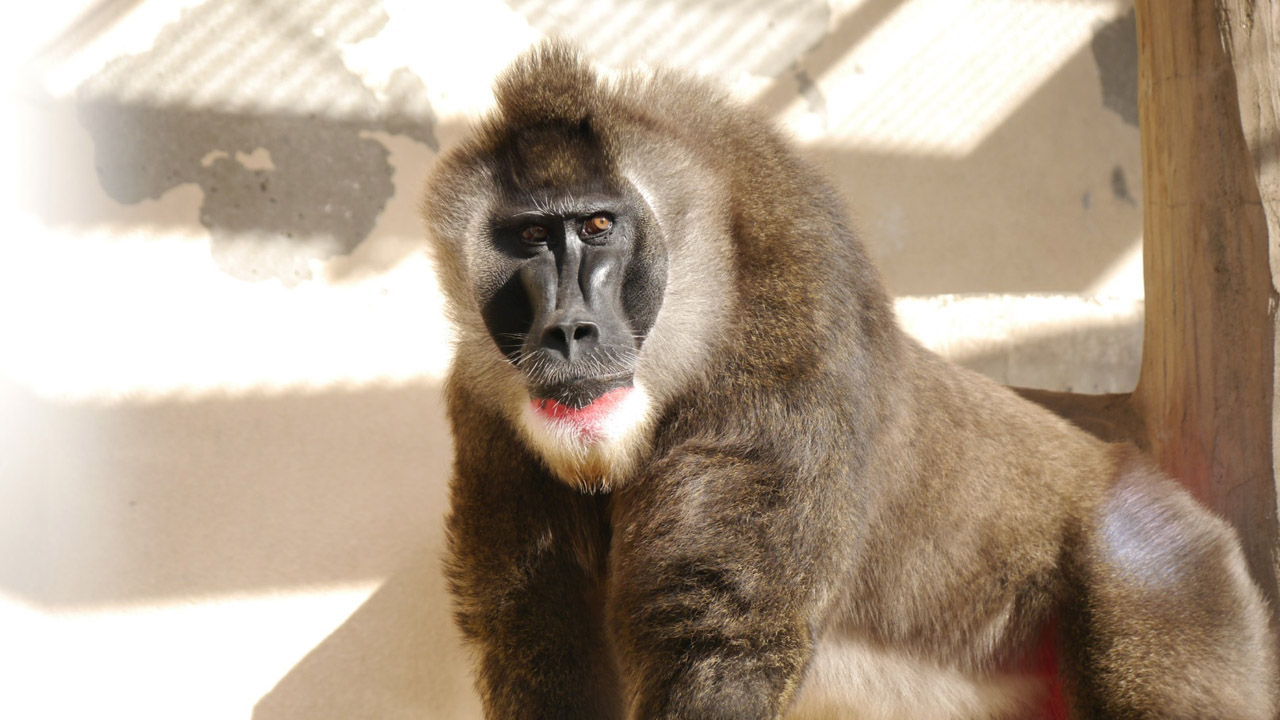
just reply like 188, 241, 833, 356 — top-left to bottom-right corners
481, 187, 667, 409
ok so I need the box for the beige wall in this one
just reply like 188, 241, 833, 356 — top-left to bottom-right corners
0, 1, 1142, 718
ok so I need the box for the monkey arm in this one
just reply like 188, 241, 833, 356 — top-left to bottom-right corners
609, 447, 842, 720
443, 400, 623, 720
445, 476, 621, 719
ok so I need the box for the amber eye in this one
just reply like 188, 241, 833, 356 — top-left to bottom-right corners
583, 214, 613, 236
520, 225, 549, 244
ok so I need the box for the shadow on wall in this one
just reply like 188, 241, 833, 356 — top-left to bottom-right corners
19, 0, 1143, 296
253, 541, 482, 720
784, 7, 1142, 296
1, 378, 482, 716
804, 47, 1143, 295
0, 381, 453, 606
21, 0, 438, 285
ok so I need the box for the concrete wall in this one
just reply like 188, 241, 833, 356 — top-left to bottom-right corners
0, 1, 1142, 718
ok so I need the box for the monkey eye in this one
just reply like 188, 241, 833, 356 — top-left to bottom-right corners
520, 225, 549, 244
582, 214, 613, 237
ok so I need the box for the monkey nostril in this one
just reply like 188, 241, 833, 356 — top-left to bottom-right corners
541, 321, 598, 359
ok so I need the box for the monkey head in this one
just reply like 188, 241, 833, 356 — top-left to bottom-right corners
481, 121, 669, 463
424, 46, 734, 488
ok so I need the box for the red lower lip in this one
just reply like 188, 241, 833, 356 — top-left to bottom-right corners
531, 386, 632, 435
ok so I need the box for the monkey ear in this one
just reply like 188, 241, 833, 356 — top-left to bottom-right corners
495, 39, 597, 128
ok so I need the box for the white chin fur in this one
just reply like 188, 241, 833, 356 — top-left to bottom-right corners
516, 383, 655, 490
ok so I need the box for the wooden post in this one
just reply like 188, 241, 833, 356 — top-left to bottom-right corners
1130, 0, 1280, 610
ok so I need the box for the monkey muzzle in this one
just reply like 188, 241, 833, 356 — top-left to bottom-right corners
478, 184, 665, 427
529, 385, 635, 438
508, 226, 644, 411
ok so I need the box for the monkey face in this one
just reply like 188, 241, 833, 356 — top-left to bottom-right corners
483, 192, 666, 410
472, 124, 668, 444
423, 65, 733, 483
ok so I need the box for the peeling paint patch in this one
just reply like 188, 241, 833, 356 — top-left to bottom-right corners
1091, 8, 1138, 127
1110, 165, 1135, 205
235, 148, 276, 172
77, 0, 437, 284
200, 150, 230, 168
793, 64, 828, 121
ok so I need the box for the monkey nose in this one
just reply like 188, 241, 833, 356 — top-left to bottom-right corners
540, 319, 599, 362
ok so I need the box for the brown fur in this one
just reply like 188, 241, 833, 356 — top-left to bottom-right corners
423, 43, 1278, 720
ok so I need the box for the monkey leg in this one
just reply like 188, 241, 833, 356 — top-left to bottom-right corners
1064, 453, 1278, 719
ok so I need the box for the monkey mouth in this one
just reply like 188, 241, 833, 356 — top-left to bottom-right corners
529, 385, 634, 438
529, 373, 633, 410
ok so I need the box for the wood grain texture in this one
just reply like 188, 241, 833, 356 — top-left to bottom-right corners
1130, 0, 1279, 610
1218, 0, 1280, 617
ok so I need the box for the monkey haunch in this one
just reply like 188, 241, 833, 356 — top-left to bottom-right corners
423, 44, 1277, 720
